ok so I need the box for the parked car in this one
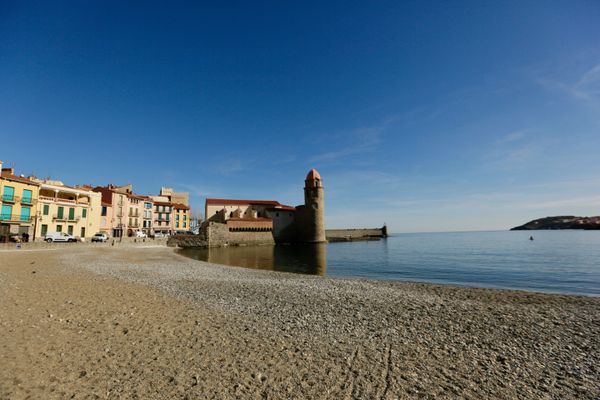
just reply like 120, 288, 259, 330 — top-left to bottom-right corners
45, 232, 77, 243
91, 232, 109, 242
135, 231, 147, 238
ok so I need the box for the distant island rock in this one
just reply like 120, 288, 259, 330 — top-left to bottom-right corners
511, 216, 600, 230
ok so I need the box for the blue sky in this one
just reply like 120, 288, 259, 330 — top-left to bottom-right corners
1, 1, 600, 232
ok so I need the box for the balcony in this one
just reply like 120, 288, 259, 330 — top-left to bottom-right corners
21, 197, 33, 205
0, 213, 34, 223
53, 214, 80, 222
2, 194, 18, 203
39, 195, 86, 205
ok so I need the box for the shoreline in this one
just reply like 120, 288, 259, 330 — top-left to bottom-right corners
1, 246, 599, 399
175, 245, 600, 298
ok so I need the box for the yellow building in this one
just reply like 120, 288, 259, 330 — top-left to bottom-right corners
173, 203, 190, 231
0, 161, 40, 242
33, 179, 102, 240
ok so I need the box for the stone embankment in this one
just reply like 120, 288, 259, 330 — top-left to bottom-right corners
0, 237, 167, 251
326, 226, 388, 242
168, 225, 390, 247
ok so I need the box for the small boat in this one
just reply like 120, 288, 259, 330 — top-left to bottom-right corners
529, 236, 534, 241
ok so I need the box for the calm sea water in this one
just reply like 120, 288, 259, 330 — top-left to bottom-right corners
178, 230, 600, 296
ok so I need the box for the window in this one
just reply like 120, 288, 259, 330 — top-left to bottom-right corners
56, 225, 62, 233
22, 189, 32, 204
57, 207, 64, 219
101, 206, 107, 216
41, 224, 48, 236
82, 208, 87, 218
176, 222, 179, 228
20, 207, 30, 221
145, 202, 151, 209
68, 208, 75, 220
2, 186, 14, 201
43, 204, 49, 215
1, 204, 12, 220
68, 225, 74, 235
183, 215, 187, 221
177, 214, 181, 220
81, 227, 85, 237
183, 222, 186, 228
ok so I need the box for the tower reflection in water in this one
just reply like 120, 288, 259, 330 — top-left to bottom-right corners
178, 243, 327, 276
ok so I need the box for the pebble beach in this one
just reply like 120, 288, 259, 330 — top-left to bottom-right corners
1, 245, 599, 399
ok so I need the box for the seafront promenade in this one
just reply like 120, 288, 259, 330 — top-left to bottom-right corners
1, 246, 598, 399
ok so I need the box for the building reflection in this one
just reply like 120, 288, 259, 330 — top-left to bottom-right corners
180, 243, 327, 276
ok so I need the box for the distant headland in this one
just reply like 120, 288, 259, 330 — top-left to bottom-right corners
511, 216, 600, 230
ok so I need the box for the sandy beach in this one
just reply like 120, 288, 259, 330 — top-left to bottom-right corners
0, 245, 598, 399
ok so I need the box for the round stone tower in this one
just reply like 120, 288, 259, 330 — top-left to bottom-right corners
303, 168, 326, 243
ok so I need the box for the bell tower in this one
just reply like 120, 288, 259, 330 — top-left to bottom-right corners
303, 169, 326, 243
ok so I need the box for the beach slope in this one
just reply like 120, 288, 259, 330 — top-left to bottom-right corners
0, 246, 598, 399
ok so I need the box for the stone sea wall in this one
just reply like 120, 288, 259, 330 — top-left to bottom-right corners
325, 227, 387, 242
168, 222, 275, 248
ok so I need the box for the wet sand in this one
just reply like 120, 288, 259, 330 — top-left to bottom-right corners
0, 246, 598, 399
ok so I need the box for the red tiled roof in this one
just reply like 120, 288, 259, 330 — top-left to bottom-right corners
172, 203, 190, 210
206, 198, 283, 207
267, 205, 296, 212
227, 217, 272, 221
306, 168, 321, 181
0, 172, 40, 186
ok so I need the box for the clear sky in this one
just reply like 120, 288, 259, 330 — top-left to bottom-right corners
1, 1, 600, 232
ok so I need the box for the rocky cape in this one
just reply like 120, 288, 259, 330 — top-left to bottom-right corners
511, 216, 600, 230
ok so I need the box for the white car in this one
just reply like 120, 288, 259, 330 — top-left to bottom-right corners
135, 231, 147, 238
45, 232, 77, 243
91, 232, 109, 242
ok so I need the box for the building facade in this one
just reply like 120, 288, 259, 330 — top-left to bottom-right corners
152, 201, 173, 235
0, 161, 40, 242
173, 203, 190, 231
202, 169, 326, 245
160, 187, 189, 206
34, 180, 101, 240
141, 197, 154, 235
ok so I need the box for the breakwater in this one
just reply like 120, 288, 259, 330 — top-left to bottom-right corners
325, 226, 387, 242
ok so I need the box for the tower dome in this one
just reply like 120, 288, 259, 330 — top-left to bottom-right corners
306, 168, 321, 181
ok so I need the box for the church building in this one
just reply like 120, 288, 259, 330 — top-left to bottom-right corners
203, 169, 325, 245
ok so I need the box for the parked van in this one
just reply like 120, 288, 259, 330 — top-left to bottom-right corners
44, 232, 77, 243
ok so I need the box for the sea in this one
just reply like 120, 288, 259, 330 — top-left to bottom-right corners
178, 230, 600, 296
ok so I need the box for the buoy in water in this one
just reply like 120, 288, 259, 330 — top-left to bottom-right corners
529, 236, 534, 241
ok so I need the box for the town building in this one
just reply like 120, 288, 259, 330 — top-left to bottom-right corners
151, 200, 173, 235
33, 179, 101, 240
141, 197, 154, 235
93, 184, 139, 238
0, 161, 40, 242
160, 187, 189, 206
201, 169, 325, 246
127, 193, 144, 235
173, 203, 190, 231
99, 200, 113, 236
